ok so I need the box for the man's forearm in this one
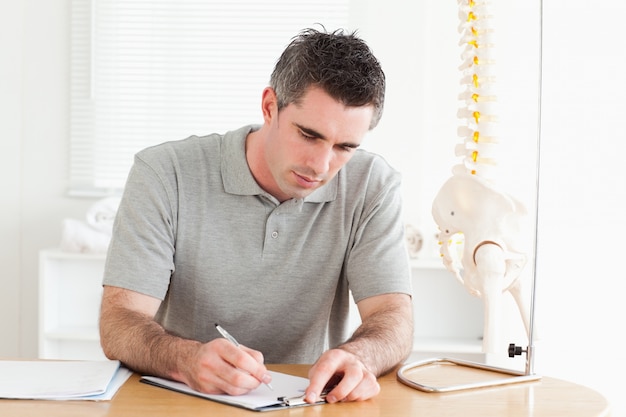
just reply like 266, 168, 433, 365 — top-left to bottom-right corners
339, 295, 414, 376
99, 304, 200, 381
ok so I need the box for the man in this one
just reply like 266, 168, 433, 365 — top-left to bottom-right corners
99, 28, 413, 404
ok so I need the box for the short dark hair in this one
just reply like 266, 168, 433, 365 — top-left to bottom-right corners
270, 28, 386, 130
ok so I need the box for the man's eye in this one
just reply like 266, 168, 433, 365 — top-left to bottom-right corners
339, 145, 356, 152
300, 131, 316, 140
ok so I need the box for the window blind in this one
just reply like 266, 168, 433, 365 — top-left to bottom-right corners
69, 0, 350, 196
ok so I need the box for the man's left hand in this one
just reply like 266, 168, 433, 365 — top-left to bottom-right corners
304, 348, 380, 403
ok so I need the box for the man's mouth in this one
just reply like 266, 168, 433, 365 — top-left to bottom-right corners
293, 172, 322, 188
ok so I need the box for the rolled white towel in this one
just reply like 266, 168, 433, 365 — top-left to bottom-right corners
60, 218, 112, 254
85, 197, 121, 235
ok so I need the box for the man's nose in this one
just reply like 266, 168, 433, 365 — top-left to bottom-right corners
307, 145, 333, 175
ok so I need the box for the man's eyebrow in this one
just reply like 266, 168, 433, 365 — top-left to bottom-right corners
295, 123, 360, 149
296, 123, 326, 140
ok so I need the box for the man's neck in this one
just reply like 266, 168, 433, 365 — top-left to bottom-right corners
245, 129, 289, 203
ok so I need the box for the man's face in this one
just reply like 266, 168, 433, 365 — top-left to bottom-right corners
262, 87, 374, 202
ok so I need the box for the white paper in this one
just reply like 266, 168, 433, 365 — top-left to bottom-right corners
0, 360, 130, 400
65, 366, 133, 401
142, 370, 313, 410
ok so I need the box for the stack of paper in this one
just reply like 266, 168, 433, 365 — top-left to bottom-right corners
0, 360, 132, 401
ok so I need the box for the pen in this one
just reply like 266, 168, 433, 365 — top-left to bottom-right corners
215, 323, 273, 390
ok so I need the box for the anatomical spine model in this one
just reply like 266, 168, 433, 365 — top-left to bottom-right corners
432, 0, 533, 354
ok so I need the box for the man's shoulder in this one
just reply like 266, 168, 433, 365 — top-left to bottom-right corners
345, 148, 401, 183
329, 149, 403, 207
136, 133, 222, 161
135, 125, 254, 164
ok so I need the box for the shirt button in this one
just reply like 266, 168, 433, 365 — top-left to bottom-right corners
271, 231, 279, 239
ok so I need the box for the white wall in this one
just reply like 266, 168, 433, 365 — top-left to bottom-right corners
0, 0, 96, 358
0, 0, 24, 357
2, 0, 625, 414
533, 2, 626, 415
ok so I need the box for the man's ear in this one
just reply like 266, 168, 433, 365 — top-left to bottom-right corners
261, 87, 278, 123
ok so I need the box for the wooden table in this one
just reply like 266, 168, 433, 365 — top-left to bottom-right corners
0, 364, 610, 416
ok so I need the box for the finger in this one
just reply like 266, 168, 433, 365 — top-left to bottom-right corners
240, 344, 265, 364
328, 370, 380, 402
216, 341, 271, 390
214, 367, 265, 395
305, 360, 341, 403
235, 345, 272, 387
324, 368, 361, 403
193, 340, 260, 394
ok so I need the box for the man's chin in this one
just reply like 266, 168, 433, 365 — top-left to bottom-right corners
283, 186, 317, 201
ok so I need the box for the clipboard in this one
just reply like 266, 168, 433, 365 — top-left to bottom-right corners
140, 370, 327, 412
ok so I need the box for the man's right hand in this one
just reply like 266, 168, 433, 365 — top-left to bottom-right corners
176, 338, 272, 395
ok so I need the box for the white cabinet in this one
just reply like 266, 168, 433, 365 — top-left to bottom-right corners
407, 259, 485, 362
38, 249, 107, 360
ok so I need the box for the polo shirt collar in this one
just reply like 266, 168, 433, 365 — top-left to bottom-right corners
221, 125, 338, 204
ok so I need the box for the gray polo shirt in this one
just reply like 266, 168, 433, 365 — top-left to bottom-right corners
103, 124, 412, 363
